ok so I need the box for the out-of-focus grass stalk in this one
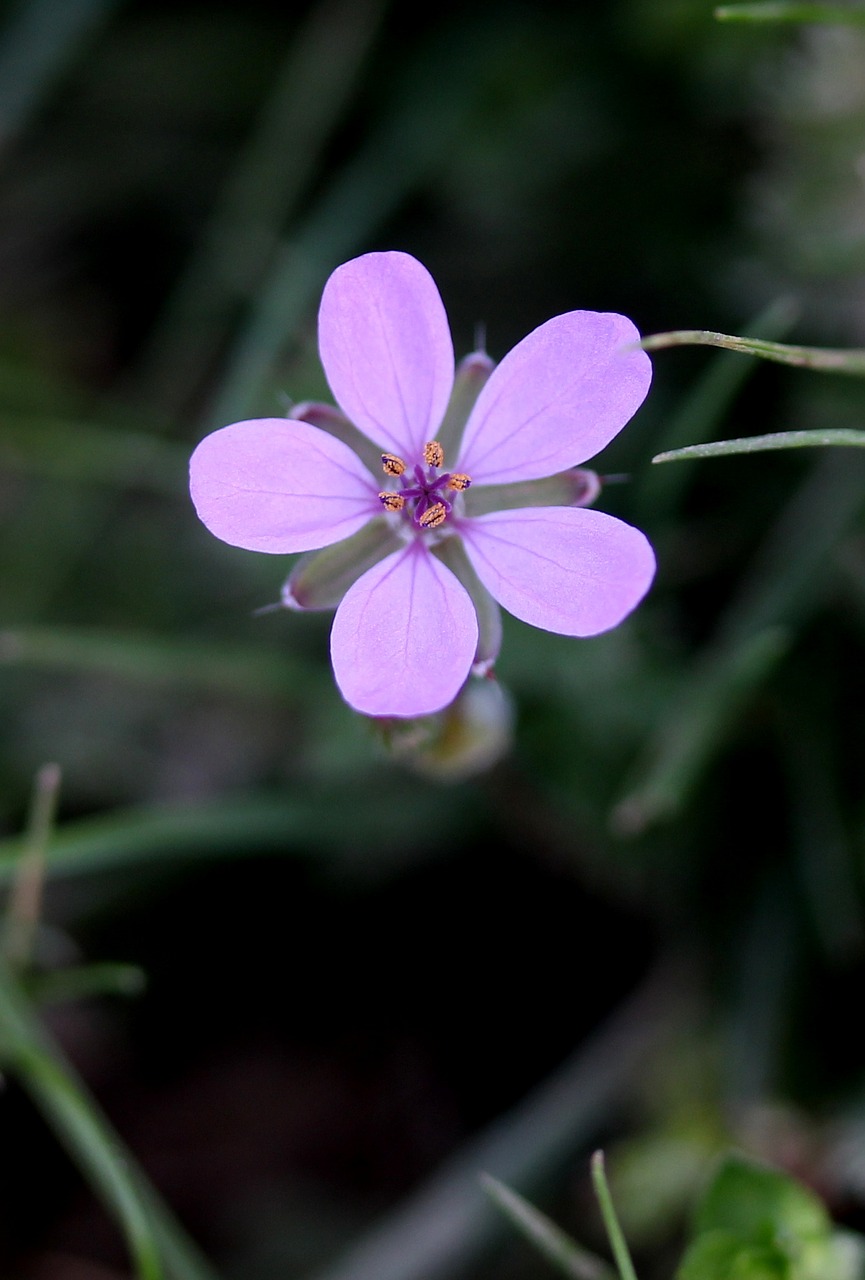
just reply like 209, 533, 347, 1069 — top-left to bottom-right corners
0, 626, 320, 700
138, 0, 386, 416
0, 415, 186, 494
0, 786, 469, 884
654, 429, 865, 464
0, 957, 161, 1280
0, 951, 220, 1280
611, 630, 787, 837
0, 0, 122, 154
782, 710, 864, 961
613, 449, 865, 833
481, 1174, 616, 1280
715, 3, 865, 23
208, 18, 499, 429
300, 961, 687, 1280
0, 770, 220, 1278
641, 329, 865, 373
590, 1153, 639, 1280
3, 761, 60, 965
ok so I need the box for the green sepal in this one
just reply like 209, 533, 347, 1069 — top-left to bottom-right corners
433, 534, 502, 672
375, 677, 513, 780
465, 468, 600, 517
438, 351, 495, 460
283, 517, 401, 611
290, 400, 382, 475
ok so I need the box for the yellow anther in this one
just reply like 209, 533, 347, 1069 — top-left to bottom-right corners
423, 440, 444, 469
381, 453, 406, 477
418, 501, 448, 529
379, 491, 406, 512
448, 473, 471, 491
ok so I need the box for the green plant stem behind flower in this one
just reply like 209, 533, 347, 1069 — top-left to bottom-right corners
715, 3, 865, 23
0, 950, 219, 1280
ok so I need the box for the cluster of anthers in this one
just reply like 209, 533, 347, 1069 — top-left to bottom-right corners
378, 440, 471, 531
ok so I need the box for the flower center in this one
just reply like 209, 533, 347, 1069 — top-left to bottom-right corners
378, 440, 471, 532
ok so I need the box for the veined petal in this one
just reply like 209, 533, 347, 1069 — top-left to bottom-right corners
190, 417, 378, 553
318, 251, 455, 459
330, 542, 478, 717
457, 311, 652, 485
461, 507, 656, 636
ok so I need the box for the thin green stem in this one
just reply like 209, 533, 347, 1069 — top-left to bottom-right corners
4, 762, 61, 964
640, 329, 865, 374
590, 1152, 639, 1280
653, 428, 865, 464
715, 3, 865, 23
481, 1174, 615, 1280
0, 953, 221, 1279
0, 952, 165, 1280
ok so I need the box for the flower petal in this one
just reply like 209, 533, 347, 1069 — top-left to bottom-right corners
318, 251, 455, 459
330, 541, 478, 717
461, 507, 656, 636
457, 311, 652, 485
190, 417, 378, 553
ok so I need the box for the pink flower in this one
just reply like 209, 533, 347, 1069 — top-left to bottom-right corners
190, 251, 655, 718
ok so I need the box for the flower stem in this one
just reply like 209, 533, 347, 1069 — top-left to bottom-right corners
640, 329, 865, 374
653, 428, 865, 464
590, 1151, 639, 1280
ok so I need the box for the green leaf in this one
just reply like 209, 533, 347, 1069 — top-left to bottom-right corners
796, 1230, 865, 1280
694, 1155, 829, 1243
677, 1233, 790, 1280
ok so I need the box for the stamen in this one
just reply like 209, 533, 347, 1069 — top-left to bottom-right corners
418, 501, 448, 529
379, 491, 406, 512
381, 453, 406, 477
423, 441, 444, 469
448, 473, 471, 491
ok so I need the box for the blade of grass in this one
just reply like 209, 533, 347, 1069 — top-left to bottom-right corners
208, 14, 507, 428
138, 0, 387, 416
654, 428, 865, 463
641, 329, 865, 373
0, 414, 186, 494
0, 951, 218, 1280
715, 3, 865, 22
590, 1153, 639, 1280
634, 297, 797, 524
481, 1174, 615, 1280
610, 629, 787, 835
3, 762, 61, 965
0, 625, 320, 701
0, 785, 480, 884
30, 961, 147, 1004
613, 450, 865, 833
